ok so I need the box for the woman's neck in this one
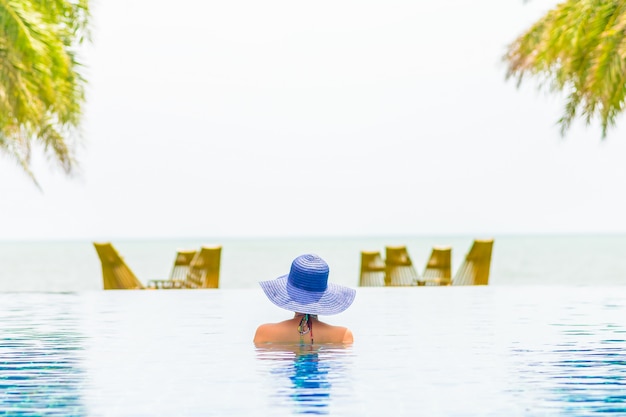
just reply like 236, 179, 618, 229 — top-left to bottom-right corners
294, 312, 318, 320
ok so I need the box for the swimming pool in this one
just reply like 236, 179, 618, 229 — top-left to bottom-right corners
1, 286, 625, 416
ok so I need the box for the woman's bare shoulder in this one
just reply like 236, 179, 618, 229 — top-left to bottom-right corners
316, 322, 353, 344
330, 326, 353, 344
253, 320, 294, 344
254, 323, 275, 344
341, 327, 354, 344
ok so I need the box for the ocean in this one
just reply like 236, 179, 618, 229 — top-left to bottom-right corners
1, 235, 625, 291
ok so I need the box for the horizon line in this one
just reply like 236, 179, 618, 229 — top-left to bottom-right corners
2, 231, 626, 243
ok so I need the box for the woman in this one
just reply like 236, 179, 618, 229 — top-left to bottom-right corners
254, 254, 356, 345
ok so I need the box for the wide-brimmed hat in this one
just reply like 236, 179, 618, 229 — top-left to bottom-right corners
259, 254, 356, 315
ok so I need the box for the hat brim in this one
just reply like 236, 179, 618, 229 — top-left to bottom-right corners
259, 275, 356, 315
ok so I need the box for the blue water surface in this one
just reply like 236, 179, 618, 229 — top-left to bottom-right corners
0, 287, 625, 416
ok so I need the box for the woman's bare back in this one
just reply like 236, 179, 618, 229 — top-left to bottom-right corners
254, 316, 353, 345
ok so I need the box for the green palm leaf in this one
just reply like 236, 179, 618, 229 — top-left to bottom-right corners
0, 0, 89, 185
505, 0, 626, 137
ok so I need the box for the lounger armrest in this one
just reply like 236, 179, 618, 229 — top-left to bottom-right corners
147, 279, 185, 289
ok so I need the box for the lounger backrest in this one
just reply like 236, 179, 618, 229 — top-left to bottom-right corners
185, 246, 222, 288
452, 239, 494, 286
359, 250, 386, 287
93, 242, 145, 290
423, 246, 452, 286
385, 246, 420, 286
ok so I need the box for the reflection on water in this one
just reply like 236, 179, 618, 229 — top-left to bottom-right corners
256, 345, 352, 415
0, 294, 85, 416
287, 352, 331, 413
511, 334, 626, 415
552, 344, 626, 413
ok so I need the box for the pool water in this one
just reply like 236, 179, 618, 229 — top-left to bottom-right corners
1, 287, 625, 416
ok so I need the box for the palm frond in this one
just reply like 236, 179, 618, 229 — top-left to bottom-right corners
0, 0, 89, 184
505, 0, 626, 137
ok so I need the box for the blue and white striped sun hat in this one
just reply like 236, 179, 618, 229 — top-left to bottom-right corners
259, 254, 356, 315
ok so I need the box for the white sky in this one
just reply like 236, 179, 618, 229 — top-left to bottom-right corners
2, 0, 626, 240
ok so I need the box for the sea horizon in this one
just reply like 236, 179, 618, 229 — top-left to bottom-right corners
1, 234, 626, 292
2, 231, 626, 243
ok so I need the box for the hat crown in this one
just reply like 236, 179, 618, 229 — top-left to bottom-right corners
288, 254, 328, 292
